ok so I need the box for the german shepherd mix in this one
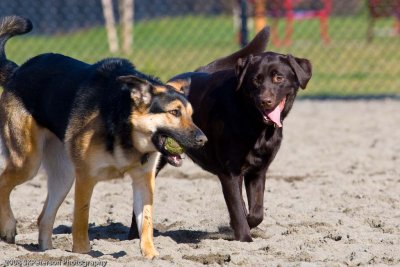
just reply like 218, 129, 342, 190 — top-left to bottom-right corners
0, 16, 206, 258
130, 28, 312, 242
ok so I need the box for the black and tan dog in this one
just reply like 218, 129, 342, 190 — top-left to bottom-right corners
130, 28, 312, 242
0, 16, 206, 258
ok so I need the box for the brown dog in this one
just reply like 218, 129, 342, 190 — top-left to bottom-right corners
129, 27, 312, 242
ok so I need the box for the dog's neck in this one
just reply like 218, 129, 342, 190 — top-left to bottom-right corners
235, 89, 273, 130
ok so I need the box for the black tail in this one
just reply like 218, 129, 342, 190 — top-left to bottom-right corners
0, 16, 32, 86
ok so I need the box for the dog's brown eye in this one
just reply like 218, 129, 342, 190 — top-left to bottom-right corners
272, 74, 284, 83
253, 74, 263, 85
168, 109, 181, 117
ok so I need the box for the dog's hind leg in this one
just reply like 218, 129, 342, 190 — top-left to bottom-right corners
244, 170, 267, 229
38, 136, 74, 250
0, 100, 44, 243
238, 175, 248, 218
130, 152, 160, 259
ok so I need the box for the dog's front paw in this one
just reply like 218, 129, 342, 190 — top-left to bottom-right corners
38, 239, 53, 251
234, 231, 253, 242
141, 243, 159, 259
72, 241, 91, 254
247, 214, 263, 229
238, 235, 253, 242
0, 219, 17, 243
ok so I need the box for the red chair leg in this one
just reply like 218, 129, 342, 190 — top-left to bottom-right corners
284, 17, 293, 46
320, 16, 330, 44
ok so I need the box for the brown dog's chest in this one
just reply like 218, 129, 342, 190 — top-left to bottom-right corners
241, 127, 283, 174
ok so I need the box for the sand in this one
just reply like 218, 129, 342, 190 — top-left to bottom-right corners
0, 100, 399, 267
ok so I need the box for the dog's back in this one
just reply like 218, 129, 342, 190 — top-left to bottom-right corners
5, 53, 139, 140
6, 54, 91, 139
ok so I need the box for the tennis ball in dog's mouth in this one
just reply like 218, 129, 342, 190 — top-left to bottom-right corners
164, 137, 184, 155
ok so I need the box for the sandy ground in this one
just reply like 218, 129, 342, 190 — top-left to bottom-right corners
0, 100, 399, 267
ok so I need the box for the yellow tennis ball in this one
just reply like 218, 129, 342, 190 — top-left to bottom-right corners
164, 137, 184, 155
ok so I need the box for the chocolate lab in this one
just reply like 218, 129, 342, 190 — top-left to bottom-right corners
130, 27, 312, 242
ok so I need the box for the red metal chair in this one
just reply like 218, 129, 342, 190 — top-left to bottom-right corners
267, 0, 331, 46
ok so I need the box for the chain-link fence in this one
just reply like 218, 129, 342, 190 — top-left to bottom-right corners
1, 0, 400, 97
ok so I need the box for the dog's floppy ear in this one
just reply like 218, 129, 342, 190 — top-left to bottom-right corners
117, 75, 152, 107
287, 54, 312, 89
167, 77, 191, 96
235, 55, 253, 91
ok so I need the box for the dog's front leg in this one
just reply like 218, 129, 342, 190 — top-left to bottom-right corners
128, 156, 167, 240
72, 174, 96, 253
244, 170, 267, 228
129, 152, 160, 259
218, 173, 252, 242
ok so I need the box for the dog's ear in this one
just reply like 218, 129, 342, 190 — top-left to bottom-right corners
117, 75, 149, 87
287, 54, 312, 89
117, 75, 152, 107
167, 77, 191, 96
235, 55, 253, 91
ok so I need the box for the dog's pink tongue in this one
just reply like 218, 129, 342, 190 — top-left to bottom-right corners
266, 98, 286, 127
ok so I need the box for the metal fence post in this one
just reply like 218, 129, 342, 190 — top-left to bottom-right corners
240, 0, 248, 47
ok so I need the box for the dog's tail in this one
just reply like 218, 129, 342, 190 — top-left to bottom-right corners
195, 26, 270, 74
0, 16, 32, 86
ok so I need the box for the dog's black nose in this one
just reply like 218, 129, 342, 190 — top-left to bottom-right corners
195, 133, 208, 146
261, 98, 273, 109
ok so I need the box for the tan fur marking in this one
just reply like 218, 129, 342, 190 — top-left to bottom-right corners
0, 92, 44, 243
186, 103, 193, 117
153, 85, 167, 94
167, 79, 190, 94
179, 102, 195, 129
65, 110, 100, 163
163, 99, 182, 112
0, 101, 42, 184
0, 96, 41, 168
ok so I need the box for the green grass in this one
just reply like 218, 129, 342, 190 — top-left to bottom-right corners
5, 15, 400, 96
